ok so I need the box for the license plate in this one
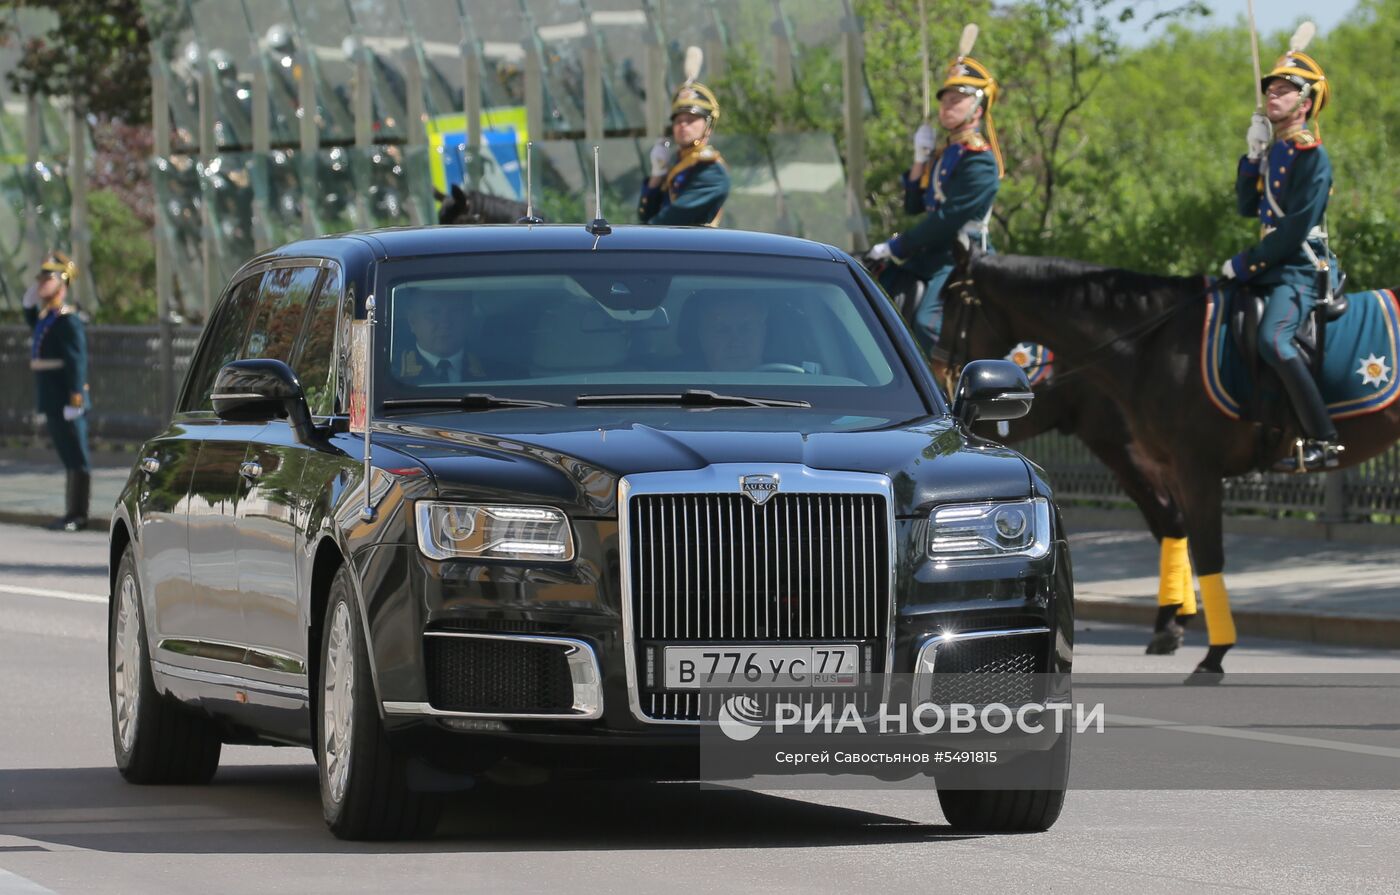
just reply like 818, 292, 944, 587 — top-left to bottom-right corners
663, 645, 860, 689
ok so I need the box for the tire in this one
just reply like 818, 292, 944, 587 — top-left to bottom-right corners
936, 735, 1070, 833
318, 565, 440, 840
109, 545, 222, 784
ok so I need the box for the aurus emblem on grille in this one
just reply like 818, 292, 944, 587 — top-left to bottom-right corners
739, 473, 779, 505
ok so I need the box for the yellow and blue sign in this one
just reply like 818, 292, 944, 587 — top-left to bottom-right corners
424, 107, 529, 198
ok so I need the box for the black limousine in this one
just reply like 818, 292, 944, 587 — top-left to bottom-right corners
107, 224, 1073, 839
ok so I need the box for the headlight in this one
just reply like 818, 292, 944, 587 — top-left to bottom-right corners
928, 498, 1051, 559
415, 502, 575, 562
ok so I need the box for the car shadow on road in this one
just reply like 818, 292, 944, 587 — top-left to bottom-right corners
0, 765, 982, 853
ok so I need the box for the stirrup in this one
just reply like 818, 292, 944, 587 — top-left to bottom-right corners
1273, 438, 1344, 474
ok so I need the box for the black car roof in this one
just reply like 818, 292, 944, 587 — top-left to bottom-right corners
254, 224, 845, 265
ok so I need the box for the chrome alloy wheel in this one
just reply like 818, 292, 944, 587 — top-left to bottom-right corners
113, 572, 142, 754
323, 601, 355, 804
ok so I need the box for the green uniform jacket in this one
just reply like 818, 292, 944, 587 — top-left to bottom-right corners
638, 148, 730, 226
24, 304, 89, 414
888, 142, 999, 281
1232, 132, 1333, 288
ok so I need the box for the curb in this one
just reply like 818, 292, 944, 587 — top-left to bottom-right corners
1076, 595, 1400, 650
0, 510, 108, 532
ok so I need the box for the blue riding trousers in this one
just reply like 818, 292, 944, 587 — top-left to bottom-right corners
44, 411, 90, 473
1256, 282, 1314, 367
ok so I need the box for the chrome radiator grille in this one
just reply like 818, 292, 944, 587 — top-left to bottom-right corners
628, 492, 890, 644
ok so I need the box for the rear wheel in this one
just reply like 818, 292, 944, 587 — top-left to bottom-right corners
318, 565, 440, 840
109, 545, 222, 784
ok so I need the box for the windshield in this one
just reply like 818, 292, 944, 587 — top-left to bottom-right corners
373, 251, 933, 418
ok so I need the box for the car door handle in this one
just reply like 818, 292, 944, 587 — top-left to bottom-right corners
239, 460, 263, 479
140, 456, 161, 474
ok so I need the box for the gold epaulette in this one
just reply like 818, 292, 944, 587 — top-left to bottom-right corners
691, 144, 725, 166
1292, 130, 1319, 149
958, 132, 991, 151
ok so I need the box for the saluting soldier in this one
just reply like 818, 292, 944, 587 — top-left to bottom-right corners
868, 24, 1004, 356
22, 251, 91, 532
1219, 29, 1342, 472
638, 48, 730, 227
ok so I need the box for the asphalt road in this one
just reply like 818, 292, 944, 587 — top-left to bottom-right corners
1, 522, 1397, 894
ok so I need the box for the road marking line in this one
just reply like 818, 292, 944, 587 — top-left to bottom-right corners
0, 868, 58, 895
0, 585, 105, 605
1110, 714, 1400, 760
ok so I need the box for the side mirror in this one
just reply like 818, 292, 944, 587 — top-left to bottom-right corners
952, 359, 1034, 426
211, 359, 318, 442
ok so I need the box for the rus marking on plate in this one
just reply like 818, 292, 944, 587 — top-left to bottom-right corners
739, 473, 780, 505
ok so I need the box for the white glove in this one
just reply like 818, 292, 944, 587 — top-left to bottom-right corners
1246, 111, 1272, 161
1220, 258, 1238, 280
649, 138, 672, 178
22, 283, 40, 309
913, 122, 935, 165
63, 405, 84, 421
867, 242, 893, 262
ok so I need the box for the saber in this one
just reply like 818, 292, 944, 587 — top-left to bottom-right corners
1247, 0, 1263, 109
919, 0, 930, 120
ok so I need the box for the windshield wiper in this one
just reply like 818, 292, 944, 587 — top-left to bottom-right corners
381, 393, 563, 412
575, 389, 811, 409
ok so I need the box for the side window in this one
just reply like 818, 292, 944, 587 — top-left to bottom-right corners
290, 265, 342, 416
178, 273, 264, 413
243, 265, 322, 363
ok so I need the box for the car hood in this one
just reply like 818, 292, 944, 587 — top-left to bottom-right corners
376, 408, 1033, 517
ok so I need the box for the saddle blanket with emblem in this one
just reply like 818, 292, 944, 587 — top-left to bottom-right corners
1201, 282, 1400, 420
1003, 342, 1054, 386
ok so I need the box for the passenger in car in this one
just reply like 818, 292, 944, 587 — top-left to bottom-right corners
396, 290, 480, 383
682, 291, 770, 371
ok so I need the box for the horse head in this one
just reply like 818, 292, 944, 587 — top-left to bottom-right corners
434, 183, 536, 225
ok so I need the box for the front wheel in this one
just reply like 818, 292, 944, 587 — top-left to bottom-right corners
109, 545, 222, 784
318, 565, 440, 840
936, 734, 1070, 832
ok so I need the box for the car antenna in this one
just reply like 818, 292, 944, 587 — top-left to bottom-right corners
586, 145, 611, 240
516, 140, 543, 225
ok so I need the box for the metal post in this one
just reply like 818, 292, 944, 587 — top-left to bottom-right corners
352, 38, 373, 229
297, 47, 318, 238
402, 47, 429, 226
68, 104, 95, 312
643, 40, 667, 139
771, 0, 795, 97
197, 60, 217, 319
150, 56, 176, 419
23, 93, 42, 274
249, 32, 273, 252
1322, 471, 1347, 526
841, 4, 868, 252
460, 5, 485, 188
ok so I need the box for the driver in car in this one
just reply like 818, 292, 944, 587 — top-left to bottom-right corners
695, 293, 768, 372
397, 290, 480, 383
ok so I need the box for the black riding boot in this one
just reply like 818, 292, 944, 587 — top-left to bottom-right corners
1271, 355, 1343, 473
63, 469, 90, 532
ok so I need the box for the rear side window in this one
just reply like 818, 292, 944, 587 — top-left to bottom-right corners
179, 273, 264, 413
243, 265, 323, 363
290, 264, 343, 416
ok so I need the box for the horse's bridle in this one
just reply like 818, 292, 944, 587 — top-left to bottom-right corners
939, 267, 1197, 397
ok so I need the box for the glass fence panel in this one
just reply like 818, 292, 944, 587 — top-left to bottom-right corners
188, 0, 256, 150
152, 154, 207, 319
241, 0, 304, 147
519, 0, 583, 135
770, 132, 850, 249
711, 133, 786, 236
347, 0, 412, 143
292, 0, 357, 143
200, 153, 256, 283
400, 0, 467, 121
461, 4, 529, 122
263, 148, 307, 245
587, 0, 650, 131
0, 164, 26, 310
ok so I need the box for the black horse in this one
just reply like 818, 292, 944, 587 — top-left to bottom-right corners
941, 245, 1400, 680
936, 279, 1196, 654
434, 183, 537, 225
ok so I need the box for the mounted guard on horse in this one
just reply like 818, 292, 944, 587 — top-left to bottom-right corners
867, 24, 1003, 358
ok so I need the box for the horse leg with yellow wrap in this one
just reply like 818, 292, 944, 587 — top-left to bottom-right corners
1167, 470, 1233, 684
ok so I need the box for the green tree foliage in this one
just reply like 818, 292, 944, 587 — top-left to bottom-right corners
855, 0, 1400, 289
2, 0, 152, 122
87, 189, 155, 323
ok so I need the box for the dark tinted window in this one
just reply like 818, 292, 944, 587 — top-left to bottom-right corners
244, 265, 322, 363
178, 273, 263, 413
290, 264, 342, 416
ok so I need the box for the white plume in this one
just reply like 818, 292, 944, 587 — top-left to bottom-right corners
683, 46, 703, 84
1289, 21, 1316, 53
957, 23, 979, 59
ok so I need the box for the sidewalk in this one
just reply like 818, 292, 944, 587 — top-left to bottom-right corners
0, 452, 1396, 649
